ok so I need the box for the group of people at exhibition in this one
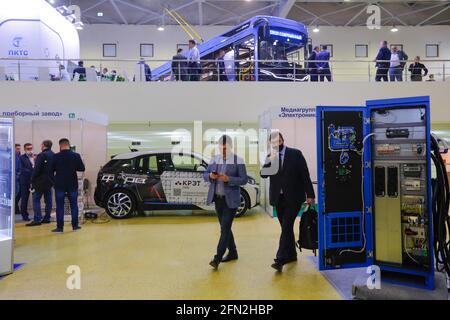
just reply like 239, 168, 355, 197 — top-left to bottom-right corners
374, 40, 430, 82
15, 139, 85, 233
47, 37, 432, 83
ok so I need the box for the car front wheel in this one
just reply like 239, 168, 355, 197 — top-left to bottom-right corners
105, 190, 136, 219
235, 190, 250, 218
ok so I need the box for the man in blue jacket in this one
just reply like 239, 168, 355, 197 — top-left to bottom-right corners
19, 143, 35, 221
51, 138, 85, 233
307, 46, 320, 82
172, 48, 187, 81
136, 59, 152, 81
27, 140, 55, 226
375, 41, 391, 82
203, 135, 248, 269
73, 60, 86, 81
317, 45, 332, 82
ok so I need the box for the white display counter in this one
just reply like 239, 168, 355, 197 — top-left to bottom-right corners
0, 117, 14, 276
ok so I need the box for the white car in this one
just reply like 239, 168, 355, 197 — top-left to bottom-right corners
94, 150, 260, 219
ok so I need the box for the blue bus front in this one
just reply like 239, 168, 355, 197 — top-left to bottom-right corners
151, 16, 309, 82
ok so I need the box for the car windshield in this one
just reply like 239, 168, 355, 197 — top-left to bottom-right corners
102, 159, 119, 171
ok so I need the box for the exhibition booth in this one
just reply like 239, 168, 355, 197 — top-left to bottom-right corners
0, 110, 107, 276
0, 0, 80, 81
13, 109, 108, 205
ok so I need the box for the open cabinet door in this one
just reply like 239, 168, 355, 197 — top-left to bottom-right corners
316, 106, 374, 270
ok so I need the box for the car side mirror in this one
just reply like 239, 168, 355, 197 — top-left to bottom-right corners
197, 165, 206, 172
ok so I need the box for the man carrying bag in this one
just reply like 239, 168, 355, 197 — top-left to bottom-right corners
27, 140, 55, 226
297, 205, 318, 256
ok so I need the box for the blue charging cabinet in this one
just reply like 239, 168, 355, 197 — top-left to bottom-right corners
316, 96, 434, 290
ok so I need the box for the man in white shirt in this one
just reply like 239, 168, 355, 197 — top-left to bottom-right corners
187, 39, 201, 81
389, 46, 403, 82
224, 49, 236, 81
52, 65, 70, 82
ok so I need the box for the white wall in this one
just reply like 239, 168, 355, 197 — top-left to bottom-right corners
309, 26, 450, 81
0, 82, 449, 123
78, 24, 229, 72
77, 24, 450, 80
309, 26, 450, 61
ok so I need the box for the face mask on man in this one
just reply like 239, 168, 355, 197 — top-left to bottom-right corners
271, 142, 284, 152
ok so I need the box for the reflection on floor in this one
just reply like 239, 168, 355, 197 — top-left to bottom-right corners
0, 209, 341, 300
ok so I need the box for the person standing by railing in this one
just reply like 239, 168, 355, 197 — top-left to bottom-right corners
216, 49, 228, 81
408, 56, 428, 82
101, 67, 109, 81
375, 41, 391, 82
389, 46, 403, 82
187, 39, 201, 81
72, 61, 86, 81
307, 46, 320, 82
172, 48, 187, 81
317, 45, 332, 82
52, 65, 70, 82
137, 58, 152, 81
224, 48, 236, 81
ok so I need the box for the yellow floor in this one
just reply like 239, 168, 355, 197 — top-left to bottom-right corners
0, 209, 341, 300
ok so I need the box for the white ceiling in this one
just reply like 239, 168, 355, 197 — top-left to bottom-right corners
54, 0, 450, 26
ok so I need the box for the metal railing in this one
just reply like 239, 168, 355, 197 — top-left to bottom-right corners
0, 57, 448, 82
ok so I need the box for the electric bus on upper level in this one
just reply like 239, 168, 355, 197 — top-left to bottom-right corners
151, 16, 310, 82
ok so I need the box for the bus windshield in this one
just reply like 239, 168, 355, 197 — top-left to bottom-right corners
259, 27, 306, 62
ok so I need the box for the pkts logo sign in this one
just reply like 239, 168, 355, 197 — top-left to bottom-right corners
9, 35, 29, 57
12, 36, 22, 47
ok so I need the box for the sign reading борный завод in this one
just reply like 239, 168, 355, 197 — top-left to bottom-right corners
0, 108, 108, 125
275, 107, 316, 119
2, 110, 71, 119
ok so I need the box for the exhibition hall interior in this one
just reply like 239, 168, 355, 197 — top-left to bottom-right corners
1, 0, 450, 304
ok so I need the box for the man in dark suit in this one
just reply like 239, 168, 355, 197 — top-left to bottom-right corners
51, 138, 85, 233
171, 48, 187, 81
136, 59, 152, 81
73, 60, 86, 81
19, 143, 35, 221
307, 46, 320, 82
261, 132, 315, 272
216, 49, 228, 81
27, 140, 55, 226
203, 135, 248, 269
375, 41, 391, 82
